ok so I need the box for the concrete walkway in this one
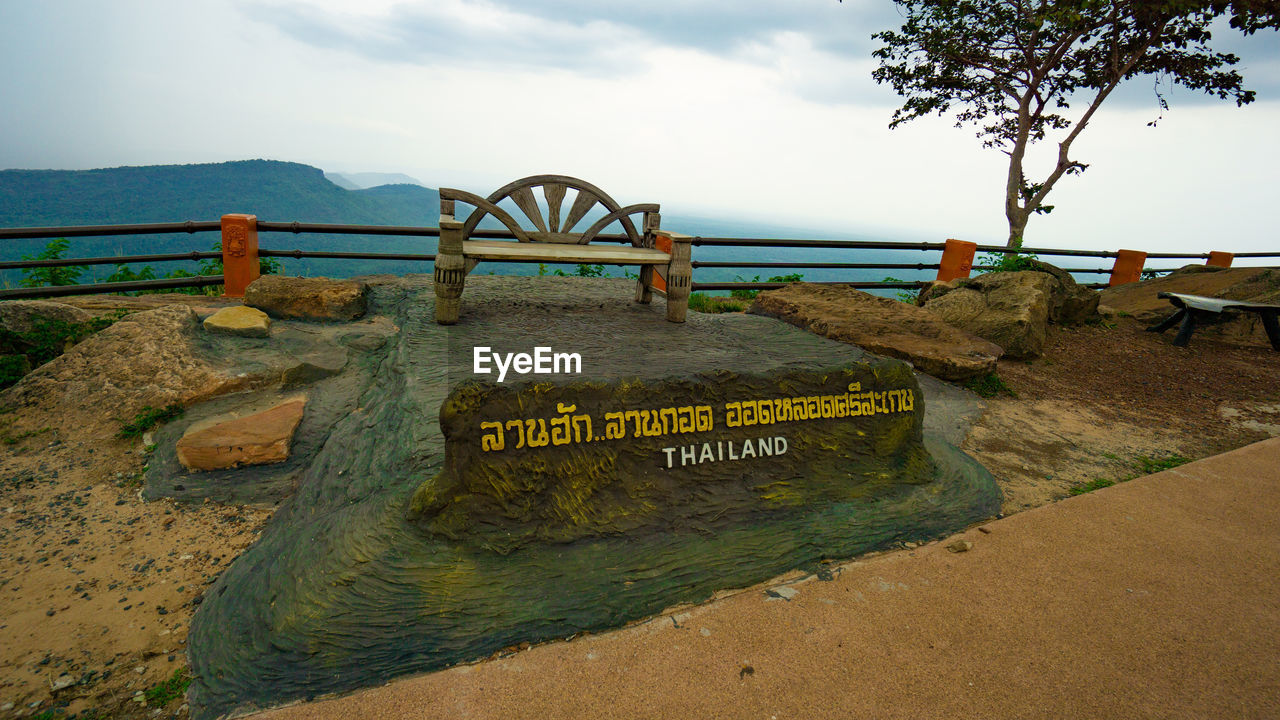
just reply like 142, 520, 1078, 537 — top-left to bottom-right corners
255, 437, 1280, 720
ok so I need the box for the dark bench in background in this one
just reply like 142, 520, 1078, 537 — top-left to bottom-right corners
1147, 291, 1280, 350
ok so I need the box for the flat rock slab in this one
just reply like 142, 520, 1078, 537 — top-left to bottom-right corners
749, 283, 1002, 381
245, 276, 369, 322
176, 396, 307, 471
203, 306, 271, 338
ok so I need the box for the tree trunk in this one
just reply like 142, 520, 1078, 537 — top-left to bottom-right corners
1004, 116, 1031, 249
1006, 209, 1029, 248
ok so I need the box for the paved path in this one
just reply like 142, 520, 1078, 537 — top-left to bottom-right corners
255, 437, 1280, 720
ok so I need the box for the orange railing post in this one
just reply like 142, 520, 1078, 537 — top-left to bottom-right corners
1108, 249, 1147, 287
220, 214, 259, 298
936, 238, 978, 282
1207, 251, 1234, 268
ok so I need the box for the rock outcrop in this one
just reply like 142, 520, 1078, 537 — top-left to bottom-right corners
922, 272, 1055, 360
921, 264, 1100, 359
0, 300, 93, 334
1025, 259, 1101, 325
749, 284, 1003, 381
245, 276, 369, 322
176, 397, 307, 471
203, 306, 271, 338
0, 305, 248, 439
1100, 265, 1280, 346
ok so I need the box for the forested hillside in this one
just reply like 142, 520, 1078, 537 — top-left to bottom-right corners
0, 160, 441, 282
0, 159, 942, 288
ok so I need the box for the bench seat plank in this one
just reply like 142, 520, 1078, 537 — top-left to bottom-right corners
461, 239, 671, 265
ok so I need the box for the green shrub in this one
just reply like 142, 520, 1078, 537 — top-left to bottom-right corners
729, 273, 804, 300
20, 237, 83, 288
881, 276, 921, 303
553, 264, 605, 277
0, 355, 30, 388
978, 250, 1040, 273
0, 311, 128, 389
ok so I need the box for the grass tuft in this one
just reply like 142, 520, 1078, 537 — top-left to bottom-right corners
1069, 454, 1192, 496
118, 404, 185, 440
963, 372, 1017, 398
144, 667, 191, 707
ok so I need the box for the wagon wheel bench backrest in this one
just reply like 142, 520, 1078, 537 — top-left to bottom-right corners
432, 174, 692, 324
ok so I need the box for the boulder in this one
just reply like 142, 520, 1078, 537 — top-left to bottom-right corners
0, 304, 308, 442
1100, 265, 1275, 324
923, 271, 1054, 359
2, 305, 231, 426
0, 300, 94, 334
176, 397, 307, 472
203, 306, 271, 338
244, 276, 368, 322
1024, 259, 1101, 324
1099, 265, 1280, 346
919, 262, 1098, 325
748, 284, 1002, 381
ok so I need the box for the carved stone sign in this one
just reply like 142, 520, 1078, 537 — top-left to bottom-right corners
410, 360, 931, 554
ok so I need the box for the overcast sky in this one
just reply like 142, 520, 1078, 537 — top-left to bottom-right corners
2, 0, 1278, 254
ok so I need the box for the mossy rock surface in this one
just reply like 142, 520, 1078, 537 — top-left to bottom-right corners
412, 363, 930, 553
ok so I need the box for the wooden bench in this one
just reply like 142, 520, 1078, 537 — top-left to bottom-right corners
432, 175, 691, 324
1146, 291, 1280, 350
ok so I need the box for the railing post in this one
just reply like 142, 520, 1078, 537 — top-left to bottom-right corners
434, 202, 467, 325
220, 214, 259, 298
659, 231, 693, 323
1207, 251, 1234, 268
1108, 249, 1147, 287
936, 238, 977, 282
636, 211, 663, 302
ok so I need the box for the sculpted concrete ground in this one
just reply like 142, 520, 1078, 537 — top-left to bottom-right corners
2, 275, 1277, 719
258, 435, 1280, 720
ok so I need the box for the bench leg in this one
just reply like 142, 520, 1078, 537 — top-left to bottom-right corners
1261, 312, 1280, 351
1146, 309, 1185, 334
634, 266, 653, 304
1172, 309, 1199, 347
434, 219, 466, 325
665, 239, 692, 323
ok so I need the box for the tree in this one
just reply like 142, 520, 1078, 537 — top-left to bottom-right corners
866, 0, 1279, 247
20, 237, 83, 287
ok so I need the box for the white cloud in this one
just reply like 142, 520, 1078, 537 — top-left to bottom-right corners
0, 0, 1276, 255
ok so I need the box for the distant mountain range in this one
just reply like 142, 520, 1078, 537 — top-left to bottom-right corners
0, 159, 941, 288
324, 171, 426, 190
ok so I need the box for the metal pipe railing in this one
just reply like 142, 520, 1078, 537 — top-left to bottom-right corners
0, 218, 1275, 301
0, 275, 224, 299
0, 221, 219, 239
0, 251, 220, 271
693, 281, 925, 291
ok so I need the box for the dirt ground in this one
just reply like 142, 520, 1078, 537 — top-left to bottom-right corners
965, 316, 1280, 514
1, 306, 1278, 719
